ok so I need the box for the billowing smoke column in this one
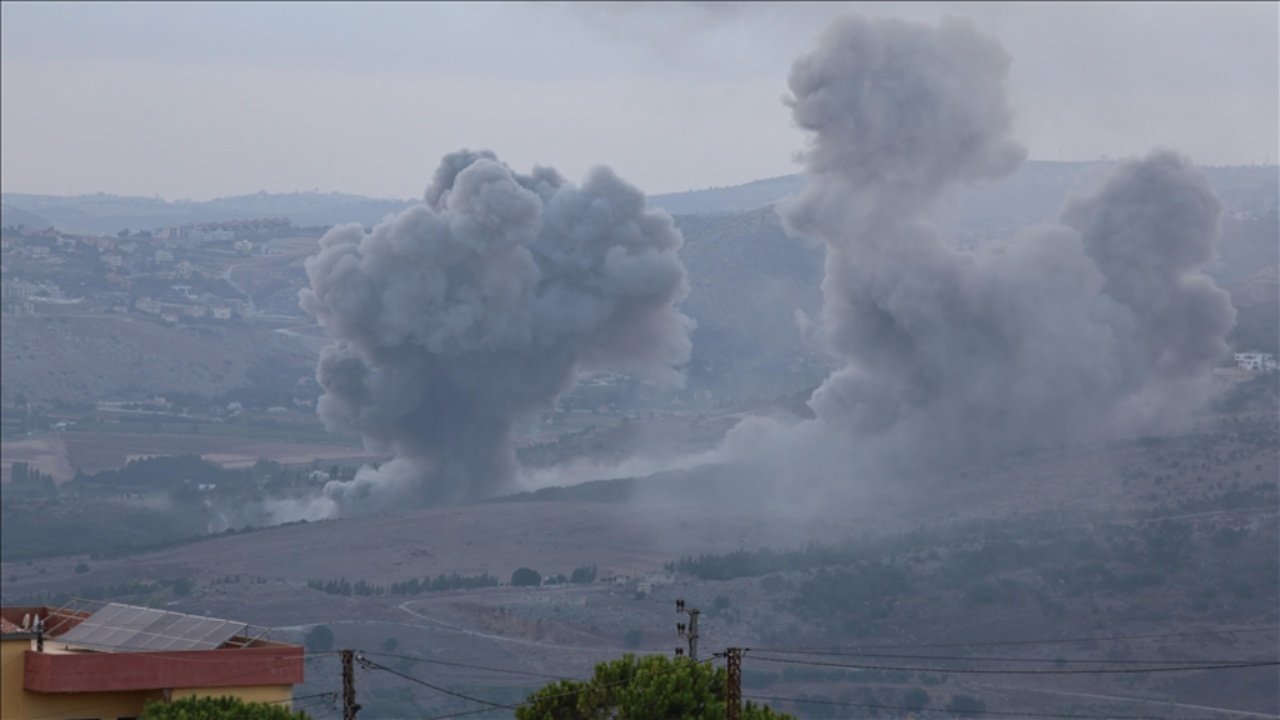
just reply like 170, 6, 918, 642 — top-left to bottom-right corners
775, 15, 1235, 468
300, 151, 692, 509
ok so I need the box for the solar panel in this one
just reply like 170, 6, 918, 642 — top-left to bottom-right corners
56, 603, 247, 652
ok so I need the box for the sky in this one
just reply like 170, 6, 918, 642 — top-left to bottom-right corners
2, 1, 1276, 201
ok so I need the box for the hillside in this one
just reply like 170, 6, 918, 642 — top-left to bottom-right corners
0, 191, 415, 235
651, 162, 1278, 220
2, 418, 1275, 719
0, 314, 315, 404
0, 202, 54, 231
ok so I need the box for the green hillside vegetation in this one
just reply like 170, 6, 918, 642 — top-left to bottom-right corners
0, 454, 338, 561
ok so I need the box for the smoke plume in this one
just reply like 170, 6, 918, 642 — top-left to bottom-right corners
762, 15, 1235, 471
300, 150, 692, 509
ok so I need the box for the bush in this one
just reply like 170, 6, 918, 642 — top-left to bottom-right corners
511, 567, 542, 587
142, 695, 310, 719
74, 562, 90, 574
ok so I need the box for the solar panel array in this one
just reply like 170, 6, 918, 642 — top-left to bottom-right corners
56, 603, 247, 652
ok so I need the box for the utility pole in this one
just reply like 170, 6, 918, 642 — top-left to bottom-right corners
675, 598, 700, 661
340, 649, 360, 720
725, 647, 743, 720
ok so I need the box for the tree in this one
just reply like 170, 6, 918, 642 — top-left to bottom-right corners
141, 695, 310, 719
516, 654, 795, 720
511, 567, 542, 587
304, 624, 334, 652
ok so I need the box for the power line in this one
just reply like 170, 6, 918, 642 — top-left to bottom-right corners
291, 693, 341, 716
742, 693, 1230, 720
747, 654, 1280, 675
745, 649, 1276, 665
419, 656, 719, 720
357, 649, 570, 680
358, 655, 518, 711
264, 691, 339, 706
750, 625, 1279, 653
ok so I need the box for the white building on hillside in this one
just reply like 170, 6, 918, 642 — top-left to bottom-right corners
1234, 352, 1278, 372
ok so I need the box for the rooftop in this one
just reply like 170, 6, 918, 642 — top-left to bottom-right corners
1, 602, 304, 694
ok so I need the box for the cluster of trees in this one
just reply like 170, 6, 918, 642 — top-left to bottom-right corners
69, 455, 328, 499
390, 572, 501, 594
666, 544, 853, 581
306, 573, 500, 597
517, 654, 794, 720
305, 564, 600, 598
13, 575, 194, 607
6, 462, 56, 498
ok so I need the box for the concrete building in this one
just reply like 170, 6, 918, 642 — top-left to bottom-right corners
1, 603, 304, 719
1234, 352, 1278, 372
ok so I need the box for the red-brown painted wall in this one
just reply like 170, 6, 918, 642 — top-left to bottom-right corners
24, 645, 304, 693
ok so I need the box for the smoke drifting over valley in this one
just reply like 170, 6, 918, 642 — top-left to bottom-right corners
721, 15, 1236, 478
299, 151, 692, 511
293, 13, 1239, 517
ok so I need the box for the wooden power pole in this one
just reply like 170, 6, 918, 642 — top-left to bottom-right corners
725, 647, 743, 720
340, 649, 360, 720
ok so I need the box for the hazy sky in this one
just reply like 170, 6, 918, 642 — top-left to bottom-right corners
2, 2, 1276, 200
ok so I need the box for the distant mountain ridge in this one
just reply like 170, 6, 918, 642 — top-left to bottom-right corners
0, 191, 416, 235
649, 161, 1280, 217
4, 161, 1274, 235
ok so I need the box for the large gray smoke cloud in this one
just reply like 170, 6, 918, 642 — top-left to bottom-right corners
749, 15, 1236, 472
300, 151, 692, 509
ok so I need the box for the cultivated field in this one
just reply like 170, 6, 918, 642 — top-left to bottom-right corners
1, 429, 376, 482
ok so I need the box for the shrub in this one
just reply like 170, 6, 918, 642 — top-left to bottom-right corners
142, 694, 310, 719
511, 567, 542, 587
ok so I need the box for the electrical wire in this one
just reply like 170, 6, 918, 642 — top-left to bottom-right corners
358, 649, 571, 680
418, 656, 719, 720
751, 625, 1279, 653
742, 693, 1231, 720
358, 655, 519, 710
741, 649, 1276, 665
264, 691, 339, 706
747, 653, 1280, 675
